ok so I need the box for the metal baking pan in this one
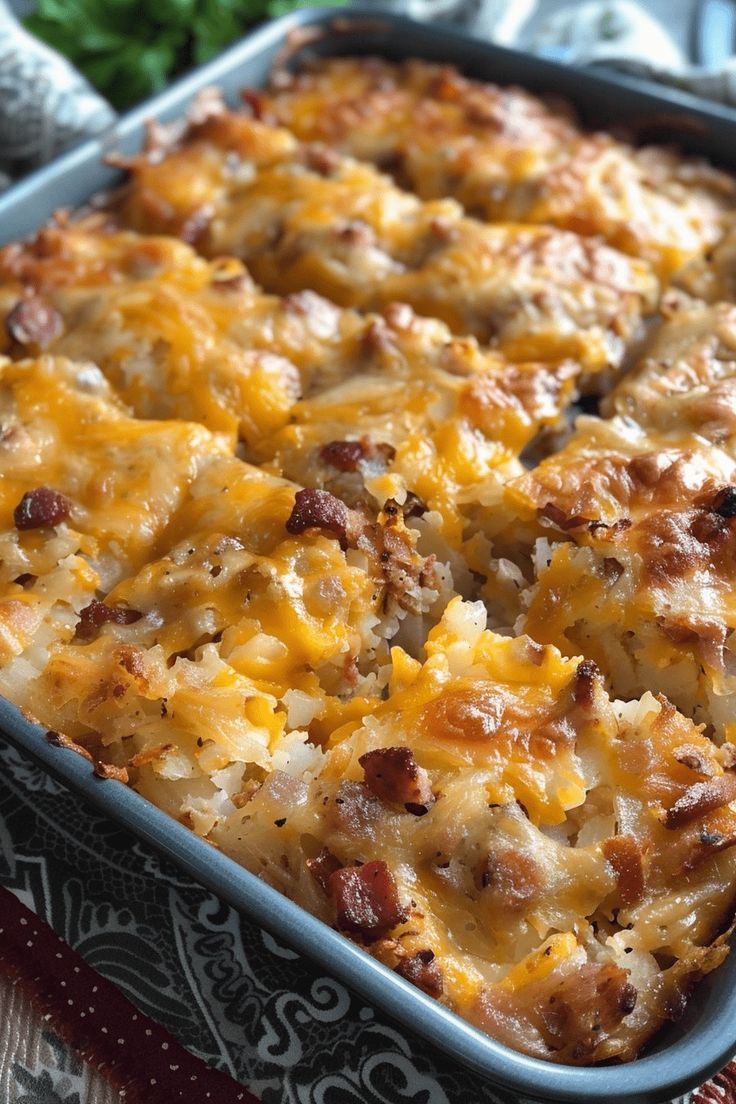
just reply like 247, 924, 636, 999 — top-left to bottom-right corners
2, 9, 736, 1101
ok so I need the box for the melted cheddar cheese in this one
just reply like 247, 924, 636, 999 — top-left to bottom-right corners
262, 57, 735, 280
606, 295, 736, 451
509, 417, 736, 737
214, 600, 736, 1063
116, 97, 658, 378
2, 57, 736, 1069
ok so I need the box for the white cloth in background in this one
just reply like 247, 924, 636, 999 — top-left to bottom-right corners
0, 0, 114, 184
1, 0, 736, 185
521, 0, 736, 105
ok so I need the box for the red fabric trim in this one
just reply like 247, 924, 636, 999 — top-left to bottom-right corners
6, 881, 735, 1104
0, 886, 259, 1104
695, 1063, 736, 1104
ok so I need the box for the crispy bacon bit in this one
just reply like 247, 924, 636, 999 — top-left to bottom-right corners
240, 88, 278, 125
370, 519, 433, 613
540, 964, 637, 1056
75, 600, 143, 642
319, 439, 366, 472
306, 848, 342, 894
302, 143, 342, 176
663, 773, 736, 829
395, 950, 443, 998
328, 859, 408, 942
14, 487, 71, 530
359, 747, 434, 813
401, 492, 427, 518
320, 437, 395, 473
285, 488, 348, 539
573, 659, 601, 706
473, 849, 540, 909
709, 486, 736, 519
603, 835, 645, 906
6, 297, 63, 348
539, 502, 592, 531
94, 761, 129, 783
335, 219, 375, 247
46, 730, 93, 763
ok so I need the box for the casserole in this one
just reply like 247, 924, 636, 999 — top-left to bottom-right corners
1, 6, 736, 1095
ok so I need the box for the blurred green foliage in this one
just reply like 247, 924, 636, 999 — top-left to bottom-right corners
25, 0, 341, 109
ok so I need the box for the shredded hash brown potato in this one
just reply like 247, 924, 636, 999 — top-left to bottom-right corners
2, 56, 736, 1066
261, 57, 735, 281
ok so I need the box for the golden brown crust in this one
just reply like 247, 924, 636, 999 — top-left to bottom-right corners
2, 57, 736, 1070
263, 57, 734, 279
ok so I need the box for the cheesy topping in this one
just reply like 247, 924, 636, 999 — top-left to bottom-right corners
2, 56, 736, 1068
606, 294, 736, 450
115, 94, 658, 378
509, 416, 736, 738
261, 57, 735, 279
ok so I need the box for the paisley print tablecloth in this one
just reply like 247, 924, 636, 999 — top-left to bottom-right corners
2, 730, 736, 1104
0, 732, 515, 1104
4, 2, 736, 1101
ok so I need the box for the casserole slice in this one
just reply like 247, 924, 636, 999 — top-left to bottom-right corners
114, 97, 658, 380
213, 597, 736, 1064
506, 415, 736, 738
19, 450, 448, 832
262, 56, 735, 280
0, 353, 223, 690
604, 294, 736, 451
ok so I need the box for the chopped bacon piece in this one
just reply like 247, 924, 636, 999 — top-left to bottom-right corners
539, 502, 592, 531
14, 486, 71, 530
320, 437, 395, 473
328, 859, 408, 942
93, 761, 129, 783
320, 439, 366, 472
240, 88, 278, 125
306, 848, 342, 894
285, 488, 348, 539
708, 485, 736, 519
540, 964, 637, 1057
359, 746, 433, 813
395, 949, 443, 997
572, 659, 601, 706
302, 143, 342, 176
603, 835, 645, 906
473, 849, 540, 909
6, 296, 63, 348
75, 600, 143, 642
663, 773, 736, 828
